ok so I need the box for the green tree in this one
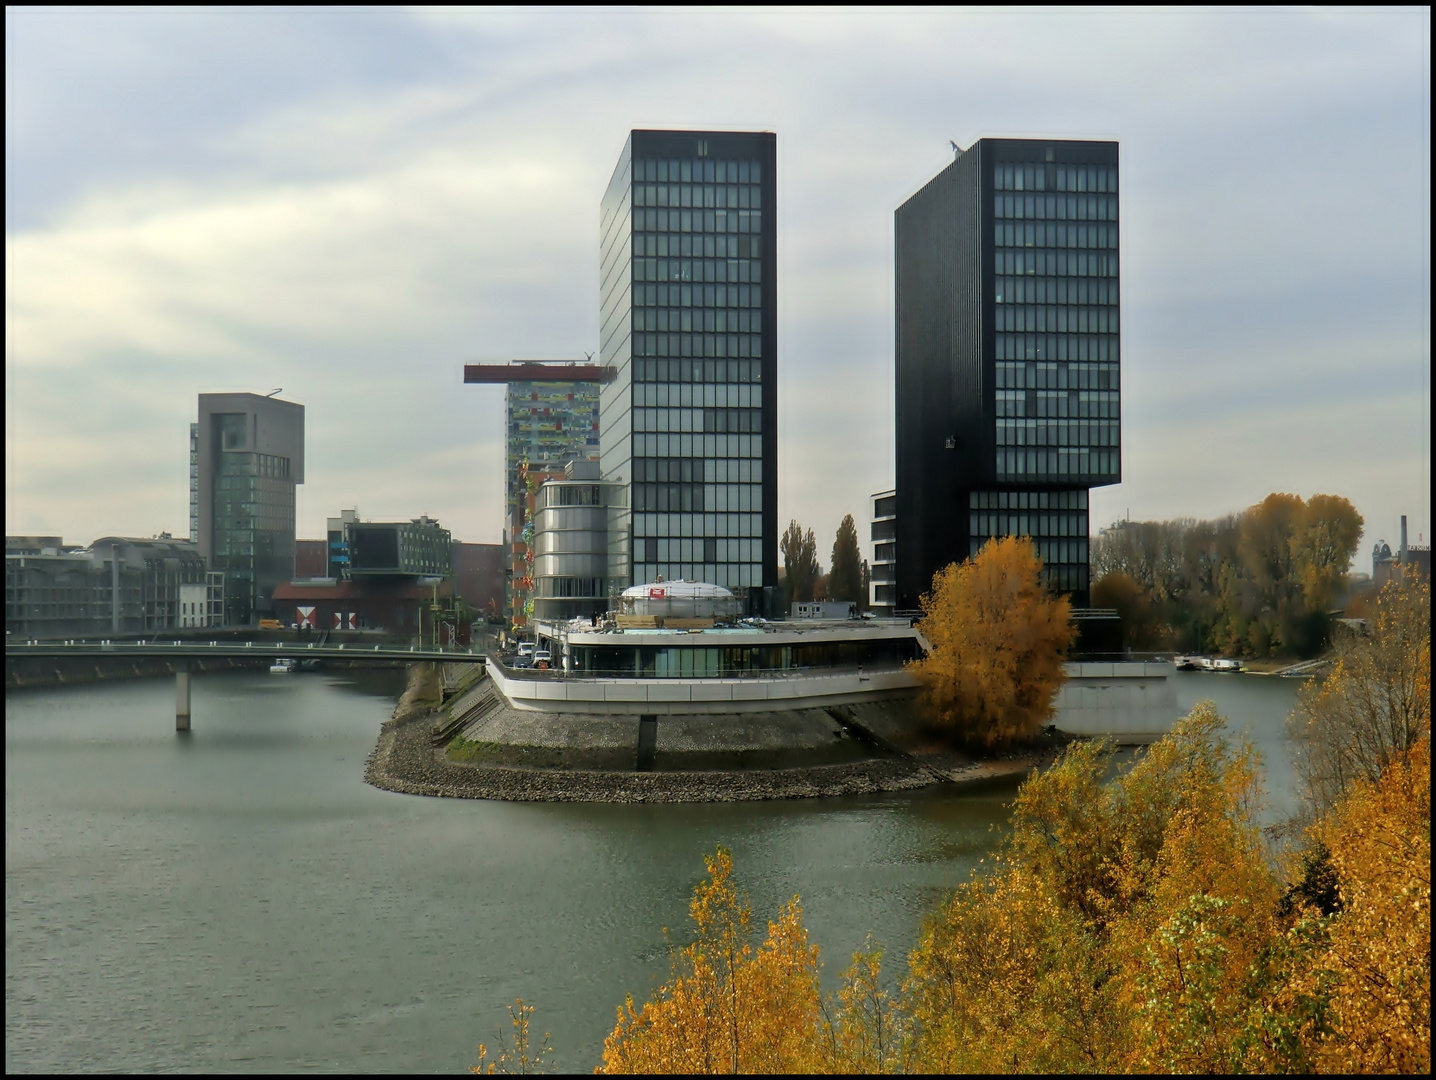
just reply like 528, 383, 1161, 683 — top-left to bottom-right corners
781, 520, 821, 607
827, 514, 863, 605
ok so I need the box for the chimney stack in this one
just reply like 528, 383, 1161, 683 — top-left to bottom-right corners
1400, 515, 1408, 563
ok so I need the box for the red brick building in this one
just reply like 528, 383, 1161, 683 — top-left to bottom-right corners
294, 538, 327, 578
451, 541, 504, 618
271, 577, 461, 643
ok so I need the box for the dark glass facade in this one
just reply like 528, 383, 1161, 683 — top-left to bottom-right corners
895, 139, 1119, 608
599, 130, 778, 607
196, 393, 304, 625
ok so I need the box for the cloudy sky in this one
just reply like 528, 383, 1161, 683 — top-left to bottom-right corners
6, 7, 1430, 566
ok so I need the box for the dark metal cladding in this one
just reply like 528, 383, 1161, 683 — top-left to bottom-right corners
895, 139, 1121, 609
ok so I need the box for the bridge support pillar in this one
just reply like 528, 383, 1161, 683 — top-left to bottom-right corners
175, 661, 191, 732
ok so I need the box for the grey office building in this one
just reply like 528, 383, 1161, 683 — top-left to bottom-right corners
194, 393, 305, 624
895, 138, 1120, 608
599, 129, 778, 611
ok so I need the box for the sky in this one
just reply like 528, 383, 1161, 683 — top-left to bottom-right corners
6, 7, 1431, 569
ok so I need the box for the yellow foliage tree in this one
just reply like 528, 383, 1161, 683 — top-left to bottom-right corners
903, 703, 1295, 1073
1298, 735, 1431, 1072
599, 848, 822, 1074
909, 535, 1074, 748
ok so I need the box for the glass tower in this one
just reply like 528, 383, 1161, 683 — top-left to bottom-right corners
895, 138, 1120, 608
195, 393, 304, 625
599, 129, 778, 610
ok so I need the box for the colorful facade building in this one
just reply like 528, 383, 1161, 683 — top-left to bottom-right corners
464, 362, 608, 628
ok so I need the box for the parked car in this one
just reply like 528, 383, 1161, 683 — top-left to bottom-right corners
533, 649, 552, 670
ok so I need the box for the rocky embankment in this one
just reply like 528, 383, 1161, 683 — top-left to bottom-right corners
364, 663, 937, 803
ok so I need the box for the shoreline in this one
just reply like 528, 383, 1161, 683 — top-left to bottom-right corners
363, 664, 1056, 804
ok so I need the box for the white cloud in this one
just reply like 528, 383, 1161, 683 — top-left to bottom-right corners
5, 6, 1429, 568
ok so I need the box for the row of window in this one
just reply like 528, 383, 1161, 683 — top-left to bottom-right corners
633, 482, 764, 513
996, 389, 1119, 419
633, 256, 761, 284
636, 536, 761, 564
996, 305, 1119, 336
536, 577, 606, 598
993, 163, 1116, 194
971, 489, 1089, 511
634, 232, 763, 261
997, 447, 1119, 479
630, 511, 764, 540
568, 638, 918, 678
997, 360, 1119, 393
630, 433, 763, 461
1038, 563, 1090, 594
970, 513, 1089, 541
996, 277, 1117, 306
975, 537, 1090, 570
633, 456, 761, 484
995, 193, 1117, 222
632, 358, 762, 384
632, 331, 762, 361
997, 418, 1120, 447
997, 222, 1116, 250
633, 183, 761, 211
634, 282, 761, 311
634, 382, 761, 410
631, 563, 763, 591
632, 407, 763, 435
997, 333, 1120, 365
541, 485, 607, 507
634, 308, 761, 334
997, 249, 1118, 278
635, 158, 761, 184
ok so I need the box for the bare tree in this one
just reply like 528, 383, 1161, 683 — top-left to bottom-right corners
1287, 567, 1431, 814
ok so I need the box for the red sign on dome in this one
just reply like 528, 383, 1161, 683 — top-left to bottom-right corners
648, 587, 666, 599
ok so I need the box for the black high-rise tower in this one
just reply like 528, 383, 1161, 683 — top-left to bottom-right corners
894, 138, 1120, 608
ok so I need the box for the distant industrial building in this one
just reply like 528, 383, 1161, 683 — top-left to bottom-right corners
1373, 515, 1431, 586
193, 392, 305, 625
599, 129, 779, 608
6, 534, 220, 639
463, 361, 606, 626
894, 138, 1120, 607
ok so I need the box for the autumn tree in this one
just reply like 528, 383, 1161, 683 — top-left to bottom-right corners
1091, 569, 1164, 651
910, 536, 1074, 748
1091, 493, 1362, 658
904, 704, 1301, 1073
827, 514, 864, 605
1296, 734, 1431, 1072
600, 848, 822, 1074
1287, 567, 1431, 815
781, 520, 821, 607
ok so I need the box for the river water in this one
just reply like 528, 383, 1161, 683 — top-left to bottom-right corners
5, 668, 1300, 1072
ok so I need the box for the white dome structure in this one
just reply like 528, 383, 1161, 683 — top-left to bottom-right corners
619, 579, 742, 619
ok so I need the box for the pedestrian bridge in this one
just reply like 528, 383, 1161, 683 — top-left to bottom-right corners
6, 639, 483, 731
7, 639, 482, 662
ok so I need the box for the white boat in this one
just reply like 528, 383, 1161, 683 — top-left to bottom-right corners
269, 658, 298, 674
1210, 658, 1242, 672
